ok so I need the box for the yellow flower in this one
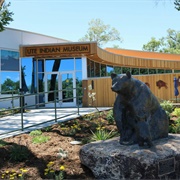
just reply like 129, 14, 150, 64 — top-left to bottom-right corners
44, 172, 48, 176
44, 168, 49, 172
21, 169, 28, 173
5, 170, 9, 174
18, 174, 22, 177
50, 170, 55, 173
48, 161, 54, 164
60, 166, 65, 171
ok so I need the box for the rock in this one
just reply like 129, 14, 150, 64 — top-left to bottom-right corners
79, 134, 180, 179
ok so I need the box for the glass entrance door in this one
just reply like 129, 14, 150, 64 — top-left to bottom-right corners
45, 72, 60, 107
45, 72, 76, 107
60, 72, 76, 107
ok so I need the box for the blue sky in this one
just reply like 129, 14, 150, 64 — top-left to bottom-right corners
7, 0, 180, 50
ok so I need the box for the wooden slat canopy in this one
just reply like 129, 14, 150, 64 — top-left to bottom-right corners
20, 42, 180, 70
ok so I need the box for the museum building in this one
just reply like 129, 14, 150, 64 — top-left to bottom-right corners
0, 27, 180, 108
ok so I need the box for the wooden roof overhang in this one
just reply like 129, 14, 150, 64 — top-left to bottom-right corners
20, 42, 180, 70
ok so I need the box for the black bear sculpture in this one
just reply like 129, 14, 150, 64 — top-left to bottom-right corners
111, 71, 169, 147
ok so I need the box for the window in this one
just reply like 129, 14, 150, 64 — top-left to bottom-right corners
1, 72, 20, 93
1, 50, 19, 71
131, 68, 139, 75
100, 64, 106, 77
94, 62, 100, 77
107, 66, 114, 76
114, 67, 122, 74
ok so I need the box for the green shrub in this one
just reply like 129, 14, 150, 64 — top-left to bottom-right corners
90, 129, 119, 141
172, 108, 180, 117
106, 110, 114, 124
29, 130, 42, 136
9, 145, 30, 162
0, 140, 8, 147
32, 135, 50, 144
160, 100, 174, 114
169, 117, 180, 134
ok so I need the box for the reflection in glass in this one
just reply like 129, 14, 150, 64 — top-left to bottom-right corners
62, 73, 73, 102
38, 73, 45, 106
131, 68, 139, 75
107, 66, 114, 76
60, 59, 74, 71
31, 59, 37, 93
76, 58, 82, 70
157, 69, 165, 74
95, 62, 100, 77
114, 67, 122, 74
76, 72, 82, 106
140, 69, 148, 74
38, 60, 44, 73
122, 67, 130, 74
46, 60, 55, 72
47, 73, 58, 102
149, 69, 157, 74
21, 57, 33, 93
1, 72, 20, 93
90, 61, 95, 77
101, 64, 106, 77
1, 50, 19, 71
165, 69, 172, 73
87, 59, 91, 77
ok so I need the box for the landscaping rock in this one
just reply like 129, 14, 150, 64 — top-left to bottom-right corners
80, 134, 180, 179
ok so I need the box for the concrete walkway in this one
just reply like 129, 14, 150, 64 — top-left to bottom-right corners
0, 107, 112, 139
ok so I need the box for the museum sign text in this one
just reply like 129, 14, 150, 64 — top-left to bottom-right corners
23, 44, 90, 57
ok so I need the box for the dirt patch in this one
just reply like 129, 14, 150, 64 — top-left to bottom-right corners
0, 110, 118, 179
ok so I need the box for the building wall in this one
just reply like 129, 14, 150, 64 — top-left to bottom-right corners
0, 28, 69, 109
82, 73, 180, 107
0, 28, 69, 51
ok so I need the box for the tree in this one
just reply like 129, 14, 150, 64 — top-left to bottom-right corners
79, 18, 122, 47
1, 78, 19, 93
0, 0, 14, 32
174, 0, 180, 11
142, 29, 180, 54
142, 37, 162, 52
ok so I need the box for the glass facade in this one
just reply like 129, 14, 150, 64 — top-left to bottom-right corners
0, 50, 20, 93
87, 58, 173, 78
21, 57, 82, 107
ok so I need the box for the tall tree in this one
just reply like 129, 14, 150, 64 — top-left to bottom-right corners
174, 0, 180, 10
142, 29, 180, 54
0, 0, 14, 32
79, 18, 122, 47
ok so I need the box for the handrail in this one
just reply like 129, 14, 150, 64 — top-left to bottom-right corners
0, 87, 83, 137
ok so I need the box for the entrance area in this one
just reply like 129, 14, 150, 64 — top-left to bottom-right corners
45, 72, 76, 107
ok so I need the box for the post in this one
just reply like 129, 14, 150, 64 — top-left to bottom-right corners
20, 93, 24, 131
77, 90, 80, 115
54, 90, 57, 122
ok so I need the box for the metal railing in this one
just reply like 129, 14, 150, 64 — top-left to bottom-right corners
0, 88, 83, 137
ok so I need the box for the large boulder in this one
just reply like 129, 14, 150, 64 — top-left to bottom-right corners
80, 134, 180, 180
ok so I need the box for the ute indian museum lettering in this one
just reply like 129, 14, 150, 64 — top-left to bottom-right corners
24, 44, 90, 56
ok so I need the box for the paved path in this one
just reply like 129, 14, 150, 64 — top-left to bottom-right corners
0, 107, 111, 139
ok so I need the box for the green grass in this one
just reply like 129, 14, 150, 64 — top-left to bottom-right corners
29, 130, 42, 136
32, 135, 50, 144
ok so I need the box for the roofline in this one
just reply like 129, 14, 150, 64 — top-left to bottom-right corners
5, 27, 70, 42
105, 47, 180, 61
105, 47, 180, 56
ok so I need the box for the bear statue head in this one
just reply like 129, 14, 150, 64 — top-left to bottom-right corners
111, 71, 132, 94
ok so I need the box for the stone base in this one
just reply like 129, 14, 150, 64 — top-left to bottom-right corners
79, 134, 180, 179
